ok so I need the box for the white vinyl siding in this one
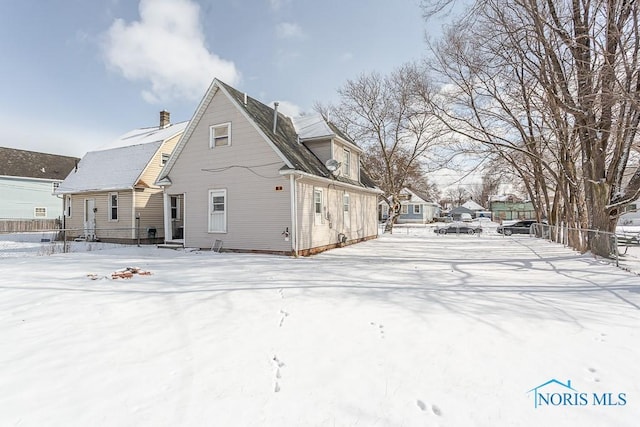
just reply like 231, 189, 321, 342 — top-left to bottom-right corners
208, 189, 227, 233
210, 122, 231, 148
108, 192, 118, 221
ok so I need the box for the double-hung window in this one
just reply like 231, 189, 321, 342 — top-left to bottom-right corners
109, 192, 118, 221
208, 189, 227, 233
210, 122, 231, 148
314, 188, 324, 225
401, 205, 408, 214
414, 204, 421, 214
342, 148, 351, 177
34, 207, 47, 218
343, 193, 351, 228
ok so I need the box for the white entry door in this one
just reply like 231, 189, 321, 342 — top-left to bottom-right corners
84, 199, 96, 240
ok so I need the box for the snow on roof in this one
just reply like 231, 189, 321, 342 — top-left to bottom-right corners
97, 121, 189, 151
290, 114, 335, 140
462, 200, 485, 211
56, 141, 163, 193
56, 121, 188, 194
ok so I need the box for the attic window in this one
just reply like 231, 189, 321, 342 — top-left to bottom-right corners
161, 153, 170, 165
342, 148, 351, 177
210, 122, 231, 148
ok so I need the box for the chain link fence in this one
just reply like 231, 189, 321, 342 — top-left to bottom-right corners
531, 223, 640, 270
0, 226, 161, 258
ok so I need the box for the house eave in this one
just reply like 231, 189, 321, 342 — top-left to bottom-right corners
54, 185, 135, 195
279, 169, 383, 194
156, 176, 172, 186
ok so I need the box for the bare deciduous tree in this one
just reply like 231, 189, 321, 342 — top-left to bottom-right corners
424, 0, 640, 256
318, 63, 443, 232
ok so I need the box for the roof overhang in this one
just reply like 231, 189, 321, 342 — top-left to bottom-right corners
280, 169, 384, 194
156, 176, 172, 186
54, 185, 134, 195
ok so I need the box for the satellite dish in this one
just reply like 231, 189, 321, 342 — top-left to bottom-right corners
325, 158, 341, 173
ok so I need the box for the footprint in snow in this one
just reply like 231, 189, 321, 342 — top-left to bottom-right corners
272, 355, 285, 393
586, 367, 601, 382
278, 309, 289, 327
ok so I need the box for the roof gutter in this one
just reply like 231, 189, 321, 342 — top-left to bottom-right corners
54, 185, 136, 195
279, 169, 383, 195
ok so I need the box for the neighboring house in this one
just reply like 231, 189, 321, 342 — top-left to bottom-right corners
462, 200, 485, 213
460, 200, 493, 220
489, 195, 536, 221
449, 206, 475, 221
55, 111, 187, 243
156, 79, 381, 255
378, 188, 440, 224
0, 147, 78, 227
618, 198, 640, 226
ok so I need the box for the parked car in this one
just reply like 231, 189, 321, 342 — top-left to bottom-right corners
435, 222, 483, 235
497, 219, 539, 235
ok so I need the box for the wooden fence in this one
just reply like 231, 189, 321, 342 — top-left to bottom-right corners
0, 219, 61, 233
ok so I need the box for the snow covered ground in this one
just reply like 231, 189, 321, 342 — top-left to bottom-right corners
1, 229, 639, 426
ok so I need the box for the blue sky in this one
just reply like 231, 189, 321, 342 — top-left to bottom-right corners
0, 0, 435, 157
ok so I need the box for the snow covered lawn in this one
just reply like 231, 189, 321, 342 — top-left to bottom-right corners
1, 231, 639, 426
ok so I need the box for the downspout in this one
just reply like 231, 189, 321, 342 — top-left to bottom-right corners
131, 188, 137, 240
289, 174, 298, 256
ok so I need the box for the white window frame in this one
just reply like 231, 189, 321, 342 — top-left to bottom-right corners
65, 196, 72, 217
108, 192, 118, 221
401, 204, 408, 215
52, 182, 60, 193
170, 196, 181, 220
161, 153, 170, 165
209, 122, 232, 148
414, 204, 421, 214
314, 188, 324, 225
208, 189, 227, 233
34, 207, 47, 218
343, 193, 351, 228
342, 148, 351, 177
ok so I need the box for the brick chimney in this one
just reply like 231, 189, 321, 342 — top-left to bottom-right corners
159, 110, 170, 129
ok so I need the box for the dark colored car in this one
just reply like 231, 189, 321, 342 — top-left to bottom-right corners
497, 220, 538, 236
435, 222, 483, 235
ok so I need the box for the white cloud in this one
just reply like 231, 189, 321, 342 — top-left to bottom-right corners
102, 0, 240, 104
272, 100, 302, 117
276, 22, 304, 39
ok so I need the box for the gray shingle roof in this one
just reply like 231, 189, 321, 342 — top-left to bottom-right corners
0, 147, 79, 180
217, 80, 376, 190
